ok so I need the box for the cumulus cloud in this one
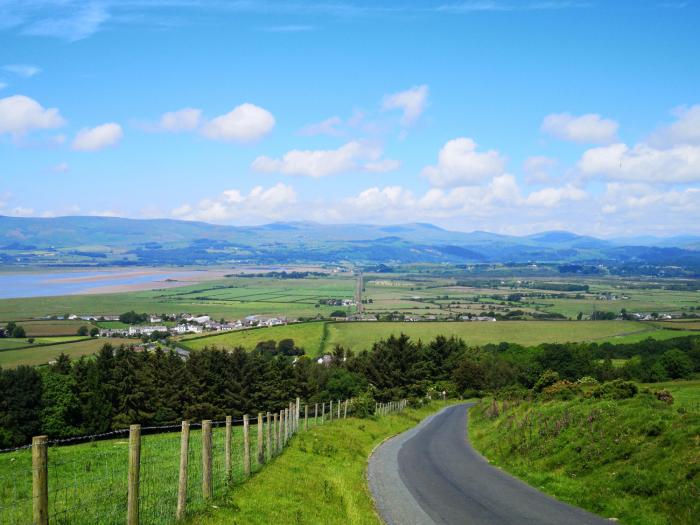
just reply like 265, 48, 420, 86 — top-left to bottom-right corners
172, 183, 298, 223
541, 112, 618, 143
3, 64, 41, 77
525, 184, 587, 208
72, 122, 123, 151
200, 103, 275, 142
157, 107, 202, 132
421, 137, 506, 187
649, 104, 700, 146
601, 182, 700, 219
0, 95, 65, 135
578, 142, 700, 183
251, 141, 399, 177
382, 85, 429, 126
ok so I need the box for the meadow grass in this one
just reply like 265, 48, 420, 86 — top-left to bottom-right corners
469, 383, 700, 525
325, 320, 676, 352
0, 337, 139, 368
189, 400, 454, 525
182, 321, 327, 356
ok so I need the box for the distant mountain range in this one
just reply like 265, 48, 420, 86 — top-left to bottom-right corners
1, 215, 700, 271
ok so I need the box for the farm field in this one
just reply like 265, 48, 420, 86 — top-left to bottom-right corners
0, 275, 357, 322
178, 320, 699, 358
0, 337, 138, 368
325, 320, 690, 352
182, 321, 327, 356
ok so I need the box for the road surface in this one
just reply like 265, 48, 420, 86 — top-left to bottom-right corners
367, 403, 611, 525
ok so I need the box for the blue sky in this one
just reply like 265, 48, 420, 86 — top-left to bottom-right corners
1, 0, 700, 236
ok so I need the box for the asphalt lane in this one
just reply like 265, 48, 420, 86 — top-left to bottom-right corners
370, 403, 612, 525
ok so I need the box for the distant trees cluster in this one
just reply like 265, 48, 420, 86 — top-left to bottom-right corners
1, 333, 698, 448
0, 321, 26, 339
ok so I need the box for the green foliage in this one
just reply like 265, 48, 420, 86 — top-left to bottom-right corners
660, 349, 693, 379
118, 311, 148, 324
470, 391, 700, 525
11, 325, 26, 338
77, 325, 89, 336
592, 379, 638, 400
534, 370, 560, 392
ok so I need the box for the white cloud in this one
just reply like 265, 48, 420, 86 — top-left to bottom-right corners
541, 112, 618, 143
649, 104, 700, 146
525, 184, 587, 208
252, 141, 398, 178
172, 183, 298, 223
601, 182, 700, 218
382, 85, 429, 126
9, 206, 34, 217
578, 142, 700, 183
22, 3, 109, 41
0, 95, 65, 135
421, 137, 506, 187
523, 155, 557, 184
157, 107, 202, 132
72, 122, 123, 151
200, 103, 275, 142
3, 64, 40, 77
364, 159, 402, 172
298, 116, 343, 136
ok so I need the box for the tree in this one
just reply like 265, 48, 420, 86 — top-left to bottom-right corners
11, 325, 26, 338
660, 349, 693, 379
0, 366, 42, 447
77, 326, 89, 336
90, 327, 99, 337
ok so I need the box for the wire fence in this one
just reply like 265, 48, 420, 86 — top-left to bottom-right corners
0, 399, 407, 524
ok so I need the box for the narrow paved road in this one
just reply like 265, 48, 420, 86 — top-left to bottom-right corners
368, 404, 611, 525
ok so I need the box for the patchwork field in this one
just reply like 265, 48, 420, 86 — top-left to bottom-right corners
176, 319, 696, 357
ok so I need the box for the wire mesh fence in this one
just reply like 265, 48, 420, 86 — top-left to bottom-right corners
0, 397, 387, 524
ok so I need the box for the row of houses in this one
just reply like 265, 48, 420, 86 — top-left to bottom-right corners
99, 315, 290, 338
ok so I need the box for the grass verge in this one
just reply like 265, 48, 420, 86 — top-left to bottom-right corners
468, 384, 700, 525
189, 400, 454, 525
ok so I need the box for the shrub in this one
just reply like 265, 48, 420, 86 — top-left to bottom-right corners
654, 389, 674, 404
494, 384, 530, 400
577, 376, 599, 386
593, 380, 638, 400
350, 391, 376, 418
541, 380, 581, 400
534, 369, 560, 392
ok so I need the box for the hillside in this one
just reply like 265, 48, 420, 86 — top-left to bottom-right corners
469, 383, 700, 525
2, 215, 700, 269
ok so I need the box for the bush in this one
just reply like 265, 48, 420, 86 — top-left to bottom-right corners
577, 376, 599, 386
494, 384, 530, 400
654, 389, 674, 404
541, 380, 581, 400
593, 380, 638, 400
350, 391, 376, 418
534, 370, 560, 392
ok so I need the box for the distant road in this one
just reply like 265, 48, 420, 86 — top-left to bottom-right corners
368, 404, 611, 525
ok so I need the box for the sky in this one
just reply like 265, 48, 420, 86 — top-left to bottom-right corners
1, 0, 700, 237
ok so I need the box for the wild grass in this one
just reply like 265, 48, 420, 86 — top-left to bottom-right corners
469, 383, 700, 525
189, 401, 453, 525
0, 338, 139, 368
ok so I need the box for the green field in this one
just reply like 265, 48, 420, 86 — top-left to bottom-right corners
182, 322, 327, 356
0, 337, 138, 368
326, 320, 690, 352
178, 320, 696, 358
0, 276, 357, 322
470, 383, 700, 525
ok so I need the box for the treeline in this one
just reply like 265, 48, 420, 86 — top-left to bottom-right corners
1, 334, 699, 448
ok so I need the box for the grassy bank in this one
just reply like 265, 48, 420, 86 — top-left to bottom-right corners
469, 382, 700, 525
189, 400, 454, 525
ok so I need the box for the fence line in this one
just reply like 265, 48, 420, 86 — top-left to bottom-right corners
0, 397, 407, 524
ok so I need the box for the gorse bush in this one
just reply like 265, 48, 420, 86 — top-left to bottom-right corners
591, 379, 638, 400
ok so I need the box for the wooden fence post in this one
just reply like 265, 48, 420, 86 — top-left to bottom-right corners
284, 408, 289, 443
225, 416, 232, 482
257, 413, 264, 465
266, 412, 271, 460
304, 405, 308, 431
314, 403, 318, 425
176, 421, 190, 520
289, 402, 295, 434
344, 399, 348, 419
127, 424, 141, 525
321, 402, 325, 423
243, 415, 251, 477
32, 435, 48, 525
202, 420, 213, 500
275, 412, 281, 453
296, 397, 301, 433
329, 400, 333, 422
337, 399, 341, 420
